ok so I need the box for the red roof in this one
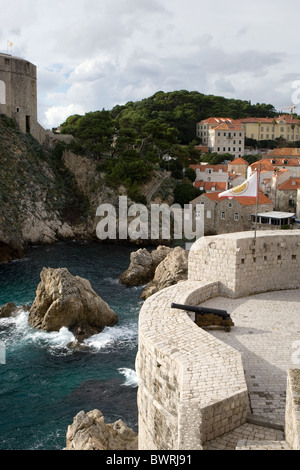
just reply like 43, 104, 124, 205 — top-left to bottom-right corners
267, 148, 300, 157
238, 115, 300, 125
202, 192, 272, 206
213, 123, 243, 131
194, 181, 227, 191
189, 164, 228, 172
229, 157, 248, 165
278, 178, 300, 190
250, 159, 274, 172
198, 117, 236, 125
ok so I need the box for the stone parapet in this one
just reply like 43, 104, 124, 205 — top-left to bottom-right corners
137, 231, 300, 450
136, 280, 248, 450
188, 230, 300, 298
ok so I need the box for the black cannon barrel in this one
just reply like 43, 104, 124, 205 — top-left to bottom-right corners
171, 302, 230, 319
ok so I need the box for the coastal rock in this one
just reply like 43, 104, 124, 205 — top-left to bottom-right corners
28, 267, 118, 342
65, 409, 138, 451
0, 303, 30, 318
141, 246, 188, 299
119, 245, 172, 286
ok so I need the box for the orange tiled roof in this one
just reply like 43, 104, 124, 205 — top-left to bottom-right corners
250, 159, 274, 172
202, 191, 272, 206
239, 115, 300, 125
278, 178, 300, 190
197, 117, 236, 125
194, 181, 227, 191
213, 123, 244, 131
229, 157, 248, 165
267, 148, 300, 157
189, 164, 228, 172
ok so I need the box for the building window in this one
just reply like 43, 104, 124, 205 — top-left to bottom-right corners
234, 212, 239, 221
206, 210, 211, 219
221, 212, 226, 219
228, 202, 232, 208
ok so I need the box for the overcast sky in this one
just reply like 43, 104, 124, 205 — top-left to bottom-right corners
1, 0, 300, 129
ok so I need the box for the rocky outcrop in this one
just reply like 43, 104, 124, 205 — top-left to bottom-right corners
141, 246, 188, 299
28, 268, 118, 342
0, 302, 30, 318
119, 245, 172, 286
65, 409, 138, 451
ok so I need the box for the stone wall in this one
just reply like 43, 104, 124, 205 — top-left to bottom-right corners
285, 369, 300, 450
0, 53, 46, 145
189, 230, 300, 298
136, 230, 300, 450
136, 280, 248, 450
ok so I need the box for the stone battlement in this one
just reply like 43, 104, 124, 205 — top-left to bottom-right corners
136, 230, 300, 450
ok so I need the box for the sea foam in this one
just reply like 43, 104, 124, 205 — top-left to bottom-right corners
118, 368, 139, 387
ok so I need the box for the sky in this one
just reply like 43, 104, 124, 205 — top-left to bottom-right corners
1, 0, 300, 129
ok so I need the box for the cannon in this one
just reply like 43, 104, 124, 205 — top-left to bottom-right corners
170, 302, 234, 332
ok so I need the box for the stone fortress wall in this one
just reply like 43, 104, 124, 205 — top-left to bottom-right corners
0, 53, 46, 144
136, 230, 300, 450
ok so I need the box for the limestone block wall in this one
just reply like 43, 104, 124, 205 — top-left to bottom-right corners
189, 230, 300, 298
285, 369, 300, 450
0, 53, 46, 145
136, 281, 248, 450
137, 230, 300, 450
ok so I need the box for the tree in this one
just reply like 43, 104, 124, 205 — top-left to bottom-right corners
184, 167, 196, 182
173, 181, 202, 207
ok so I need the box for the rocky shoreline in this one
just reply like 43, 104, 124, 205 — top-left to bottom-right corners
119, 244, 189, 299
0, 241, 189, 450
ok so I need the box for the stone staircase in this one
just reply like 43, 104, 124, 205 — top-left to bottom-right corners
203, 415, 292, 451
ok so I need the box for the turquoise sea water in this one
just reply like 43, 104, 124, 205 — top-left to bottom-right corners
0, 242, 143, 450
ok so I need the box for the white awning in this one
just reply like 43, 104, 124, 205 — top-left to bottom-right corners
255, 211, 295, 219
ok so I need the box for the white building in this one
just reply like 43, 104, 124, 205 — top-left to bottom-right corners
208, 122, 245, 158
196, 117, 245, 158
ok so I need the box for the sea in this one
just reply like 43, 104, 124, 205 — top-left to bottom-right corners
0, 241, 144, 450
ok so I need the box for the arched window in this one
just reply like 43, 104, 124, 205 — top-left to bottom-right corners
0, 80, 6, 105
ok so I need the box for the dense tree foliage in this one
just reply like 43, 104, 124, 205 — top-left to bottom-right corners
58, 90, 278, 202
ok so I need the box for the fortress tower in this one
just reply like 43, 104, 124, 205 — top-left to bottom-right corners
0, 53, 45, 143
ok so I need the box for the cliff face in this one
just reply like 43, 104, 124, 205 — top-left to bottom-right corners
0, 115, 174, 263
0, 115, 92, 262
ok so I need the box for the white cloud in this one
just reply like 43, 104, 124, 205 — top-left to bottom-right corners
1, 0, 300, 127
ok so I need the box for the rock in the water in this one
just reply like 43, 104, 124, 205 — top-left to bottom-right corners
141, 246, 188, 299
119, 245, 172, 286
0, 303, 18, 318
65, 409, 138, 451
0, 303, 30, 318
28, 267, 118, 341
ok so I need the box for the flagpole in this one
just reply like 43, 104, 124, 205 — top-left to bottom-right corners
254, 164, 261, 241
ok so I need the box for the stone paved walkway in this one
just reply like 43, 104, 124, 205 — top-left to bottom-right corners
199, 288, 300, 450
